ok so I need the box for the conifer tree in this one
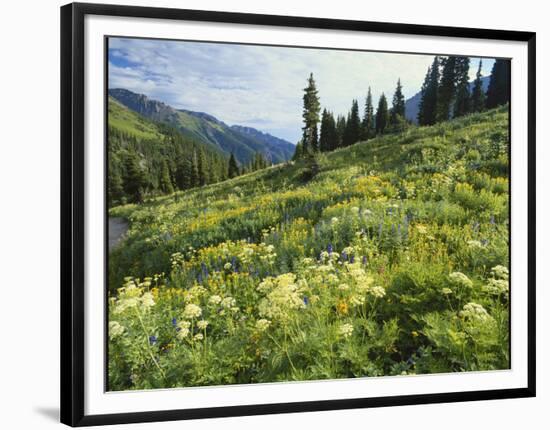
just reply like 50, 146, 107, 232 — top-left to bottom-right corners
343, 99, 361, 146
301, 73, 321, 154
159, 160, 174, 194
390, 79, 406, 126
319, 109, 338, 152
292, 141, 303, 160
335, 115, 346, 148
361, 87, 375, 140
122, 150, 148, 203
437, 56, 458, 122
375, 93, 389, 134
190, 149, 200, 188
471, 60, 486, 113
418, 56, 440, 125
108, 166, 124, 205
486, 59, 511, 109
228, 153, 239, 178
175, 155, 190, 190
319, 108, 331, 152
453, 57, 471, 117
197, 148, 207, 186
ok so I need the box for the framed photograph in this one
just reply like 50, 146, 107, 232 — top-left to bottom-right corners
60, 2, 536, 426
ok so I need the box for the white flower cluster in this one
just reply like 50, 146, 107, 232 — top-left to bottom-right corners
108, 321, 125, 339
491, 265, 509, 280
255, 319, 272, 332
183, 303, 202, 319
459, 302, 493, 323
113, 279, 156, 314
448, 272, 473, 289
257, 273, 305, 321
338, 323, 354, 339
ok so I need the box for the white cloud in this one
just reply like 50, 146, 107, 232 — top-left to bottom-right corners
108, 38, 496, 143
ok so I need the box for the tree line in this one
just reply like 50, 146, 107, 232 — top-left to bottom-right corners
417, 57, 510, 125
108, 126, 269, 206
294, 73, 407, 159
294, 57, 510, 159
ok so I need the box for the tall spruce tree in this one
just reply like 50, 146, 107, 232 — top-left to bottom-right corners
361, 87, 375, 140
292, 141, 303, 160
197, 148, 207, 186
418, 56, 440, 125
453, 57, 471, 117
375, 93, 389, 134
486, 59, 511, 109
301, 73, 321, 154
390, 78, 406, 126
159, 160, 174, 194
437, 56, 458, 122
122, 150, 148, 203
335, 115, 346, 148
319, 109, 331, 152
471, 60, 486, 112
190, 149, 200, 187
343, 99, 361, 146
319, 109, 338, 152
227, 153, 239, 178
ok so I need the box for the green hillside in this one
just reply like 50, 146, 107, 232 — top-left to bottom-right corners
108, 97, 165, 141
109, 88, 296, 165
108, 97, 229, 207
108, 106, 510, 390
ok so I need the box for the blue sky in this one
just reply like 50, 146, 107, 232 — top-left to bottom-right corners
108, 37, 495, 143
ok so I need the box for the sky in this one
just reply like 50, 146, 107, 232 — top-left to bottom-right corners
108, 37, 495, 143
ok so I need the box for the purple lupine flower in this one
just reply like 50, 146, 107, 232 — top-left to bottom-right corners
149, 335, 157, 345
350, 255, 355, 264
197, 272, 203, 284
303, 296, 309, 306
342, 251, 348, 261
362, 255, 368, 266
171, 317, 177, 327
327, 244, 333, 254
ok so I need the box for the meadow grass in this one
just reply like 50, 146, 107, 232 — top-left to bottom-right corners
108, 106, 510, 390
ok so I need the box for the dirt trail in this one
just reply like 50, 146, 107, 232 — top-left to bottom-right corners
108, 217, 129, 252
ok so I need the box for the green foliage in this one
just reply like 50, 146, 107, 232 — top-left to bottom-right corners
375, 93, 389, 134
471, 60, 487, 113
453, 57, 471, 117
418, 56, 440, 126
343, 99, 361, 146
390, 79, 406, 125
361, 87, 375, 140
301, 73, 321, 154
319, 109, 338, 152
486, 59, 511, 109
108, 106, 510, 390
228, 153, 240, 179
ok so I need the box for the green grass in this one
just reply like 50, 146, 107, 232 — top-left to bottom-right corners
108, 97, 165, 141
108, 106, 510, 391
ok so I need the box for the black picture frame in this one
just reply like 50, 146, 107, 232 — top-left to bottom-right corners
60, 2, 536, 426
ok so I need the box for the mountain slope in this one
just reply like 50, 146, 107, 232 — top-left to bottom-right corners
405, 76, 490, 123
109, 88, 295, 164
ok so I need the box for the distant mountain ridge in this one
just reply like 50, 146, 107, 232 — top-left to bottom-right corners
404, 76, 491, 124
108, 88, 295, 164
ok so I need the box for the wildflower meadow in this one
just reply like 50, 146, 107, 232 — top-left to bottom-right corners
108, 106, 510, 391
